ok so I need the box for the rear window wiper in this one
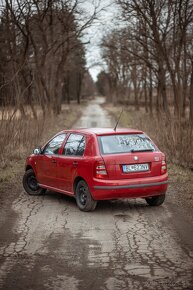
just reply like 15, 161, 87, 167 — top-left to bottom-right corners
130, 148, 154, 152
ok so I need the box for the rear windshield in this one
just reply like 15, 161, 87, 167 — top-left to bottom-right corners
98, 134, 156, 154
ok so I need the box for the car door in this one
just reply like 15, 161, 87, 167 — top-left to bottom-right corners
57, 133, 86, 193
36, 133, 67, 187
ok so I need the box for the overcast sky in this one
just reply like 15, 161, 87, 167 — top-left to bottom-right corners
81, 0, 119, 81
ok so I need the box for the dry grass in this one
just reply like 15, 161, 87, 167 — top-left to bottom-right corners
106, 104, 193, 168
106, 103, 193, 206
0, 104, 82, 187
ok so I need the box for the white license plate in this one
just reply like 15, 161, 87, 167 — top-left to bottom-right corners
122, 163, 149, 173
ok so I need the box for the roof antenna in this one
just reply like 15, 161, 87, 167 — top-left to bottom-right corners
114, 108, 123, 131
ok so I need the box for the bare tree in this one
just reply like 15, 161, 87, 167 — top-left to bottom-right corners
0, 0, 101, 116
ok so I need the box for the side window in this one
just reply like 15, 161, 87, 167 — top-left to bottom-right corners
44, 134, 66, 155
63, 134, 86, 156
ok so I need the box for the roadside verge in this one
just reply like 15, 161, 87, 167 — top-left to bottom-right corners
105, 103, 193, 219
0, 103, 83, 201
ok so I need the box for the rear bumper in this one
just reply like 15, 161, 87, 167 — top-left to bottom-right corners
91, 174, 168, 200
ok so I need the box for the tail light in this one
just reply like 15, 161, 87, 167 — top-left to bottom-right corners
161, 155, 167, 174
95, 161, 108, 179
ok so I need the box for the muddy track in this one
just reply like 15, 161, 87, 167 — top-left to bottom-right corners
0, 97, 193, 290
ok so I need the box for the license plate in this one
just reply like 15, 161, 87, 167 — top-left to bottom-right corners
122, 163, 149, 173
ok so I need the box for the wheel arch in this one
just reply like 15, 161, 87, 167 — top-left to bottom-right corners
26, 165, 33, 171
73, 176, 86, 194
73, 176, 95, 199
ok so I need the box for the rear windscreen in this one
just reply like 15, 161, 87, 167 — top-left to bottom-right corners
98, 134, 156, 154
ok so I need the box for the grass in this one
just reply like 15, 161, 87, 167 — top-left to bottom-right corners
106, 104, 193, 166
106, 103, 193, 205
0, 103, 82, 191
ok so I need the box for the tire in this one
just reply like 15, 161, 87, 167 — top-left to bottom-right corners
23, 169, 46, 196
145, 194, 165, 206
75, 180, 97, 212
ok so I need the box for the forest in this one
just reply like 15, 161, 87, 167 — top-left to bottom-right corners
97, 0, 193, 167
0, 0, 97, 164
0, 0, 193, 168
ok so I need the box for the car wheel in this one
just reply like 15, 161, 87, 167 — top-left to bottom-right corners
23, 169, 46, 196
75, 180, 97, 212
145, 194, 165, 206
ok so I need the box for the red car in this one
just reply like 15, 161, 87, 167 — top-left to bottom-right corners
23, 128, 168, 211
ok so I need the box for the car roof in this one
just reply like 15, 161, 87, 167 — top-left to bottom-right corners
60, 128, 143, 136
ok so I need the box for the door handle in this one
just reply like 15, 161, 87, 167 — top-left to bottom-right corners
73, 161, 78, 166
51, 159, 57, 164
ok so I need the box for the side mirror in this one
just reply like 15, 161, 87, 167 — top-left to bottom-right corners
33, 147, 42, 155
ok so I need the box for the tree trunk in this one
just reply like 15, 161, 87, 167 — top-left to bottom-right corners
158, 65, 170, 115
189, 61, 193, 127
144, 79, 148, 113
76, 72, 82, 104
149, 67, 153, 115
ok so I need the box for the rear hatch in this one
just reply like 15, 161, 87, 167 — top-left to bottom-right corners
98, 133, 162, 180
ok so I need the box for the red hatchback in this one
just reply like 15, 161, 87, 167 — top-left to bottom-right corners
23, 128, 168, 211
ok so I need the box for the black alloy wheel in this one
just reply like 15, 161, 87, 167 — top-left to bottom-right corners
145, 194, 165, 206
23, 169, 46, 196
75, 180, 97, 212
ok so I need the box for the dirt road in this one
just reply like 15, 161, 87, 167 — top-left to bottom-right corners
0, 97, 193, 290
